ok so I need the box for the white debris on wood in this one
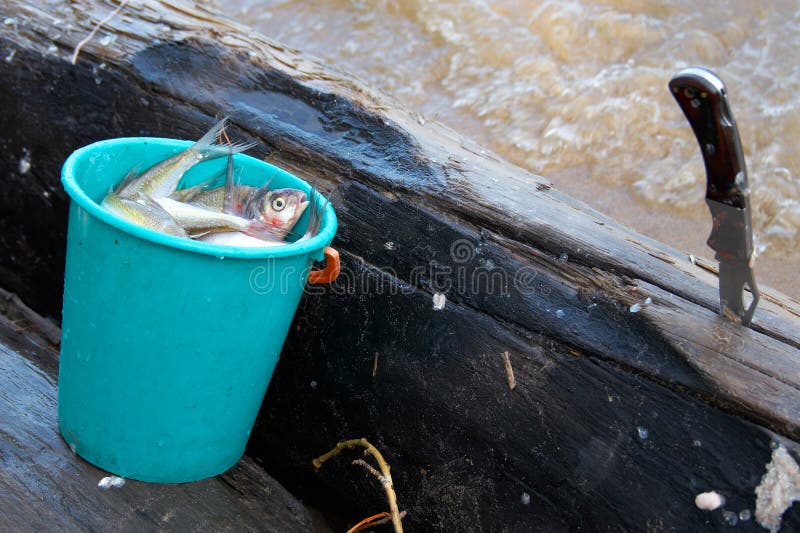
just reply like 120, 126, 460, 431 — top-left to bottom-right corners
555, 309, 565, 319
637, 426, 648, 440
755, 444, 800, 533
4, 49, 15, 63
98, 475, 125, 490
384, 241, 396, 251
18, 149, 31, 174
521, 492, 531, 505
432, 292, 446, 311
629, 303, 642, 313
695, 490, 725, 511
722, 510, 738, 526
644, 297, 652, 305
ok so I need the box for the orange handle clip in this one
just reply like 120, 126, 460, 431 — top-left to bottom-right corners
307, 247, 340, 284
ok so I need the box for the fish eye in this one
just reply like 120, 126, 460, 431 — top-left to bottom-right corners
271, 196, 287, 211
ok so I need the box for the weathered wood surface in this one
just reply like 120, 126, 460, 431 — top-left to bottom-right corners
0, 313, 312, 531
257, 252, 800, 531
1, 0, 799, 530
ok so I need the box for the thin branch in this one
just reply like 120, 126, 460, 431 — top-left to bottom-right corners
313, 438, 403, 533
352, 458, 385, 484
347, 512, 391, 533
351, 511, 407, 533
501, 351, 516, 390
71, 0, 130, 65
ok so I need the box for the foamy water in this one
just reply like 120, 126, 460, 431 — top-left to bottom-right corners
228, 0, 799, 297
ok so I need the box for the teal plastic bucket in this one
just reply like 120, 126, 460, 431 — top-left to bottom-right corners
58, 137, 338, 483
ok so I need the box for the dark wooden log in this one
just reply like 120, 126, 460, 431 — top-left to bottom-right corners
0, 313, 312, 531
1, 1, 799, 530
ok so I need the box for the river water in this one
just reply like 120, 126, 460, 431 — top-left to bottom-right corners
228, 0, 799, 298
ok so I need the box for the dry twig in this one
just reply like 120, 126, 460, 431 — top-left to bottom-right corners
501, 351, 516, 390
313, 438, 403, 533
71, 0, 130, 65
347, 512, 391, 533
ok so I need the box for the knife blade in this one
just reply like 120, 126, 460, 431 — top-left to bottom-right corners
668, 66, 760, 326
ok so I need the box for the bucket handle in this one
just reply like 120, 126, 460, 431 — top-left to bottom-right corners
308, 247, 340, 284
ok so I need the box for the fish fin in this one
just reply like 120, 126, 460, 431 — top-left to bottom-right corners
239, 180, 274, 219
223, 151, 236, 213
200, 139, 256, 160
193, 117, 228, 152
174, 168, 226, 201
300, 182, 328, 240
114, 163, 142, 194
142, 194, 174, 215
194, 117, 256, 160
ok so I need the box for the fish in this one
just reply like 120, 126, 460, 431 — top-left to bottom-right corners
117, 118, 254, 200
198, 186, 327, 247
173, 152, 310, 242
153, 197, 287, 242
101, 193, 187, 237
189, 185, 308, 238
104, 129, 321, 247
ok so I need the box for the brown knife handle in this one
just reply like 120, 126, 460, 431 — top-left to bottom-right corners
669, 67, 753, 260
669, 67, 748, 208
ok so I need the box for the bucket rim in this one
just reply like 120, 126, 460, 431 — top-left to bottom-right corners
61, 137, 338, 259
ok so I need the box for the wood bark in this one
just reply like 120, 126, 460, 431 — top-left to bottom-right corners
1, 1, 798, 530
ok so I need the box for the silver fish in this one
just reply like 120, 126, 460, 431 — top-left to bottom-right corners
175, 153, 310, 241
101, 193, 187, 237
191, 186, 308, 238
118, 118, 254, 200
154, 197, 287, 242
198, 186, 326, 247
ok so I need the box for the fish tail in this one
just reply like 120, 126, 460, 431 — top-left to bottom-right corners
141, 195, 189, 237
193, 117, 256, 160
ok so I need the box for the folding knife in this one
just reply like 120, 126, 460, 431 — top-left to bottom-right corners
669, 67, 759, 326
